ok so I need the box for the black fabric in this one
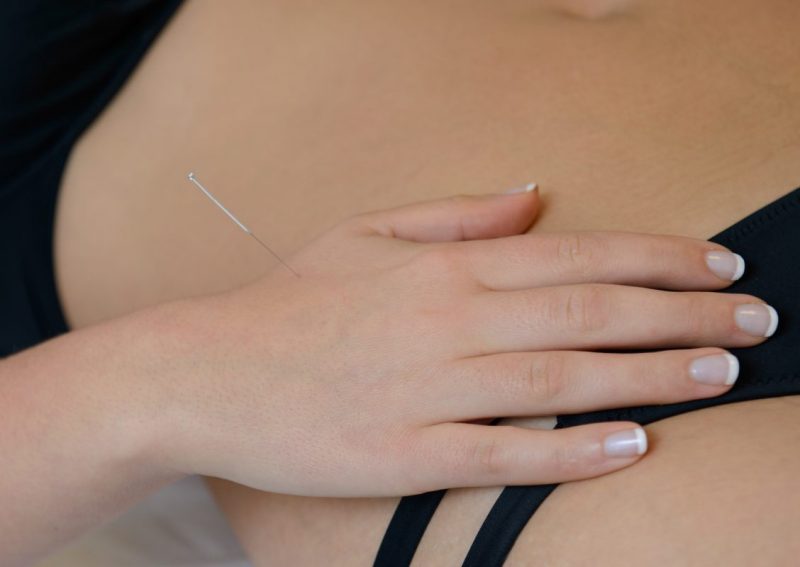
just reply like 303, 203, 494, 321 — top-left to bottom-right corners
461, 484, 558, 567
376, 186, 800, 567
0, 0, 183, 356
373, 490, 447, 566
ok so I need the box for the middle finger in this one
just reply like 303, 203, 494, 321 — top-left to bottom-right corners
463, 284, 778, 354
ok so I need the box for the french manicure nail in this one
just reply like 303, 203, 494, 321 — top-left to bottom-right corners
603, 427, 647, 458
705, 251, 745, 281
503, 182, 538, 194
734, 303, 779, 337
689, 353, 739, 386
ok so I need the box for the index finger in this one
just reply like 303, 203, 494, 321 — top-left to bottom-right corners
458, 231, 744, 291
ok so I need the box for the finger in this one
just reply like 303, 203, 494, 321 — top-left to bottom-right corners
460, 231, 746, 291
430, 348, 737, 421
344, 185, 541, 243
409, 421, 647, 491
465, 284, 779, 353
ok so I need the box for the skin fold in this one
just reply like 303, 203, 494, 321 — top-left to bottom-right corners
51, 0, 800, 564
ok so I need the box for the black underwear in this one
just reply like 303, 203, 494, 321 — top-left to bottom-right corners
0, 1, 183, 356
375, 186, 800, 566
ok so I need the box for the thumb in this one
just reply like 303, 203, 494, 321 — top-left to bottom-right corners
350, 183, 542, 243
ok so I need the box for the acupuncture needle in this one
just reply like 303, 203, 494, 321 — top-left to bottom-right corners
187, 172, 301, 278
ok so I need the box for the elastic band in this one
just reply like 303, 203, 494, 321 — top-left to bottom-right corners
373, 490, 446, 566
461, 484, 558, 567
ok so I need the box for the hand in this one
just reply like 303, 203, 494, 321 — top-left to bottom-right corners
152, 187, 775, 497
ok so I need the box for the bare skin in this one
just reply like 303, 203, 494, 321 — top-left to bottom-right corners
53, 0, 800, 565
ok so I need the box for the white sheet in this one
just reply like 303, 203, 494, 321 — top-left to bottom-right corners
36, 476, 251, 567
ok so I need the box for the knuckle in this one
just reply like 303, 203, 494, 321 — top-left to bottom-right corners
555, 233, 600, 277
558, 285, 609, 333
410, 245, 467, 280
334, 211, 376, 236
397, 433, 437, 494
654, 237, 696, 280
524, 352, 568, 404
551, 441, 587, 478
467, 435, 508, 478
388, 441, 426, 494
680, 293, 711, 340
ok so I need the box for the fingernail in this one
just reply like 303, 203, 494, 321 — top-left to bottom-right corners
734, 303, 779, 337
705, 251, 745, 281
503, 182, 538, 194
603, 427, 648, 458
689, 353, 739, 386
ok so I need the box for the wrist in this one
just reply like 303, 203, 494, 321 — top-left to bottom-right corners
112, 294, 238, 480
0, 307, 193, 562
80, 300, 201, 485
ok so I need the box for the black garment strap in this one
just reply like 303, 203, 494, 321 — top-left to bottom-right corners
461, 484, 558, 567
375, 418, 506, 566
373, 490, 446, 566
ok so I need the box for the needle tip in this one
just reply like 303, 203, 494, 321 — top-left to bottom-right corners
187, 172, 195, 180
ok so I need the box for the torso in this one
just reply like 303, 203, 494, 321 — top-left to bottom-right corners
53, 0, 800, 564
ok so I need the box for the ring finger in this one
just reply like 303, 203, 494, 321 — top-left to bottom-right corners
432, 348, 738, 421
